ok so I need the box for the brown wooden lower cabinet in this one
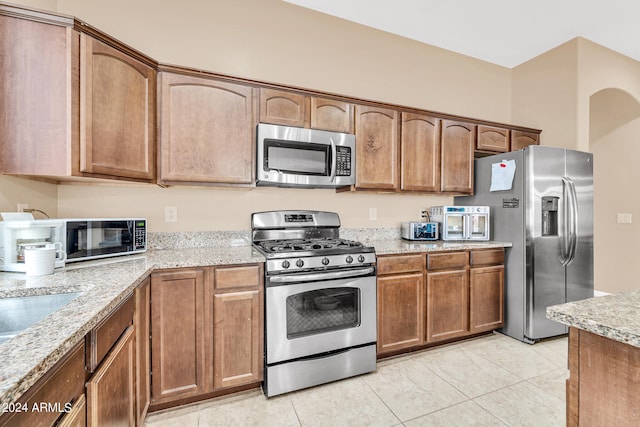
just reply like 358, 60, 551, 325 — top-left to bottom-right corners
567, 327, 640, 426
469, 265, 504, 333
377, 272, 425, 355
0, 342, 85, 427
57, 395, 86, 427
135, 278, 151, 425
426, 268, 469, 342
150, 268, 207, 404
86, 325, 136, 427
150, 264, 263, 407
212, 288, 263, 389
376, 249, 505, 357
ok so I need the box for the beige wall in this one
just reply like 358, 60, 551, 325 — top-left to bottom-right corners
0, 176, 58, 218
512, 39, 579, 149
57, 184, 449, 232
579, 40, 640, 293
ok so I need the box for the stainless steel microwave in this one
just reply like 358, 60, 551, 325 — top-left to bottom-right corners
64, 218, 147, 262
256, 123, 355, 188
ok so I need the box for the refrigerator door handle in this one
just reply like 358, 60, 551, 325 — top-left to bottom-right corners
561, 176, 578, 266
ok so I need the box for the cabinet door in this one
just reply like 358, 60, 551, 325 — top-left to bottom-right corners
135, 278, 150, 425
0, 342, 85, 427
0, 15, 75, 177
310, 97, 354, 133
477, 125, 509, 152
355, 105, 399, 190
469, 265, 504, 333
212, 289, 263, 389
259, 88, 308, 127
80, 34, 156, 181
57, 395, 86, 427
401, 112, 441, 192
159, 73, 255, 184
440, 120, 475, 194
151, 269, 207, 404
426, 269, 469, 342
511, 130, 540, 151
87, 326, 136, 427
377, 273, 424, 355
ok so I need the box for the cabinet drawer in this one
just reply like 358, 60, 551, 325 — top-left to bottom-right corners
427, 252, 468, 270
214, 264, 262, 291
86, 294, 135, 372
0, 342, 85, 427
470, 249, 504, 267
377, 255, 425, 275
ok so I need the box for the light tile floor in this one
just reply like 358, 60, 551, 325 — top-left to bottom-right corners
145, 333, 568, 427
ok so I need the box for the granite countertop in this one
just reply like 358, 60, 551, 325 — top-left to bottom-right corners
547, 289, 640, 348
0, 237, 511, 406
0, 245, 264, 405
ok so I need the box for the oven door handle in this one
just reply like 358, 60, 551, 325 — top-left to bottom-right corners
268, 267, 375, 284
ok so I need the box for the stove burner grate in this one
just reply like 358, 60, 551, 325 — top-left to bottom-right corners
258, 238, 364, 254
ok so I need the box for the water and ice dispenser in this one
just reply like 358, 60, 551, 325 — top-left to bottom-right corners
541, 196, 559, 236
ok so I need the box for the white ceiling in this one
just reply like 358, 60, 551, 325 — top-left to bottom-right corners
284, 0, 640, 68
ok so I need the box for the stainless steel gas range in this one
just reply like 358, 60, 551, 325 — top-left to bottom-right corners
252, 210, 377, 397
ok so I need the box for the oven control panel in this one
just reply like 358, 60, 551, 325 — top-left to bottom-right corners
266, 252, 376, 274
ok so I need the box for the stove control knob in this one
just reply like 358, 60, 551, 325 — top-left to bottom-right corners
345, 255, 354, 264
358, 255, 366, 263
322, 257, 330, 266
281, 260, 290, 269
296, 259, 304, 268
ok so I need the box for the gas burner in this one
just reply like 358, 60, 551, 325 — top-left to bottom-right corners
258, 238, 364, 254
252, 211, 375, 271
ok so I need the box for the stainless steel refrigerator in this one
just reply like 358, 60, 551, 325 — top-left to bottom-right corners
456, 146, 593, 343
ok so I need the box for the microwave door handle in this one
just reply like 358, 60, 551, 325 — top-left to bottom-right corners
329, 137, 337, 183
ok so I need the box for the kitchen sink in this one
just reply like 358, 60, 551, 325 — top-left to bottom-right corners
0, 292, 82, 345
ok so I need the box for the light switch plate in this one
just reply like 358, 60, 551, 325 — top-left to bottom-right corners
165, 206, 178, 222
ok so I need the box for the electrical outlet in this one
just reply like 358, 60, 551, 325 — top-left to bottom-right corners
369, 207, 377, 221
418, 208, 427, 220
17, 203, 28, 212
165, 206, 178, 223
616, 213, 632, 224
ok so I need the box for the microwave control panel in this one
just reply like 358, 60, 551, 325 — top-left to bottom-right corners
134, 220, 147, 250
335, 146, 352, 176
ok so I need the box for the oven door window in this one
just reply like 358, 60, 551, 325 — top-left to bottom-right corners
264, 139, 330, 176
286, 287, 360, 339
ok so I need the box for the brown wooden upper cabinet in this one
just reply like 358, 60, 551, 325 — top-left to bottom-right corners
0, 13, 157, 183
355, 105, 399, 190
80, 35, 156, 181
477, 125, 510, 153
511, 130, 540, 151
259, 88, 354, 133
440, 120, 476, 194
158, 72, 256, 185
401, 113, 441, 192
